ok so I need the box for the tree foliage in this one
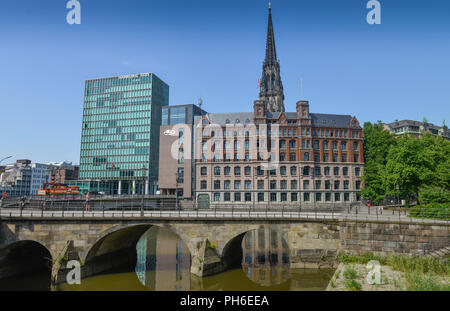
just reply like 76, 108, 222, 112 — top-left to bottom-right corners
361, 123, 450, 205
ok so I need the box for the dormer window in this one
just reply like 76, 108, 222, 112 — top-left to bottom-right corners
226, 119, 230, 124
245, 118, 250, 123
236, 119, 240, 123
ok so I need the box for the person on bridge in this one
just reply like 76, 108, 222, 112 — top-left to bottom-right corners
85, 191, 91, 211
0, 192, 6, 208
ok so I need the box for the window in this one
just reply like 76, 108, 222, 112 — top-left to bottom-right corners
200, 181, 207, 189
281, 193, 287, 201
280, 166, 287, 175
234, 166, 241, 176
224, 180, 231, 189
303, 166, 310, 176
214, 193, 220, 201
245, 193, 252, 202
355, 167, 360, 176
291, 180, 297, 190
343, 167, 348, 176
290, 153, 296, 161
270, 193, 277, 202
332, 141, 338, 150
315, 180, 321, 189
244, 166, 251, 175
234, 192, 242, 202
291, 193, 298, 202
270, 180, 277, 189
290, 166, 297, 175
325, 193, 331, 201
323, 153, 329, 162
334, 167, 339, 176
324, 167, 330, 176
280, 153, 286, 161
356, 181, 361, 190
214, 166, 220, 176
214, 180, 220, 189
323, 141, 329, 150
177, 168, 184, 183
344, 193, 350, 202
353, 142, 358, 151
289, 140, 296, 148
314, 153, 320, 162
315, 193, 322, 202
224, 166, 231, 176
314, 167, 321, 176
258, 193, 265, 201
303, 180, 310, 190
214, 154, 220, 162
335, 193, 341, 201
325, 180, 331, 190
334, 181, 340, 190
354, 154, 359, 163
280, 180, 287, 190
344, 180, 349, 189
313, 140, 319, 150
224, 192, 231, 201
178, 148, 184, 164
341, 142, 347, 151
341, 154, 347, 162
279, 140, 286, 149
234, 180, 241, 190
332, 154, 338, 162
304, 152, 310, 161
201, 167, 207, 176
303, 193, 310, 201
257, 180, 264, 190
245, 180, 252, 190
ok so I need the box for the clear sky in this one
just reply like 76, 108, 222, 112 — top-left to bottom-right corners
0, 0, 449, 165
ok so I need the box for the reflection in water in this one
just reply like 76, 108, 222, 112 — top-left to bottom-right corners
135, 227, 191, 291
241, 227, 290, 287
56, 226, 334, 291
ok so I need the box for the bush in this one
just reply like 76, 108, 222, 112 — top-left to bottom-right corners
419, 186, 450, 204
343, 268, 358, 280
406, 272, 450, 291
344, 279, 362, 291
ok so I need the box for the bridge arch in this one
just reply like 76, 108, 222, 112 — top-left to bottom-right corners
82, 223, 194, 278
0, 240, 53, 288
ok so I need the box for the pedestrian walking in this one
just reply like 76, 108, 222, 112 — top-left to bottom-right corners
0, 192, 6, 208
85, 191, 91, 211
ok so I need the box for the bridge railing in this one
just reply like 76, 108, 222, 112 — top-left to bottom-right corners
0, 200, 448, 224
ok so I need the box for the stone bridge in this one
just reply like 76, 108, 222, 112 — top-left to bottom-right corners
0, 216, 448, 285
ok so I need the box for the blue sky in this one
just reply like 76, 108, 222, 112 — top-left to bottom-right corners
0, 0, 449, 164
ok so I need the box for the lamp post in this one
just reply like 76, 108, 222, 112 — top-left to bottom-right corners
0, 156, 12, 165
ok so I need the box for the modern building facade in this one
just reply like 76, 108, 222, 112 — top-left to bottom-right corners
158, 104, 207, 198
158, 4, 364, 209
0, 160, 50, 196
383, 119, 449, 140
78, 73, 169, 195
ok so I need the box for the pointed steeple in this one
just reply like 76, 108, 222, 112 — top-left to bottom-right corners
259, 1, 285, 113
265, 2, 277, 65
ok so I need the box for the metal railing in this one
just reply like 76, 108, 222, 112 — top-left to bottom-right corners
0, 199, 448, 224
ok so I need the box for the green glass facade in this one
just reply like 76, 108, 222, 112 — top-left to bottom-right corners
79, 73, 169, 194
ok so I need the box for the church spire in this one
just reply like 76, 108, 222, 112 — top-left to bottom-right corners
259, 1, 285, 112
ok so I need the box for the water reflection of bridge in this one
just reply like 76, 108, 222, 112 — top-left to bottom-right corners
241, 227, 290, 286
135, 227, 191, 291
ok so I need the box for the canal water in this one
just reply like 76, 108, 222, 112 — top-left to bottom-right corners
0, 227, 334, 291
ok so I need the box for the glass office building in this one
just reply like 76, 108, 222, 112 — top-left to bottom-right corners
78, 73, 169, 195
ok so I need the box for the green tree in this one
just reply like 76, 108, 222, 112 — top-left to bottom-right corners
360, 121, 396, 203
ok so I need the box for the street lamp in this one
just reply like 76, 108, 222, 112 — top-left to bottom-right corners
0, 156, 12, 165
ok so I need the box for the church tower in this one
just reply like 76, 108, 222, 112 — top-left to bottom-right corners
259, 2, 285, 112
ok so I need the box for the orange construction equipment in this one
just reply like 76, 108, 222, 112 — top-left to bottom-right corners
38, 183, 80, 196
